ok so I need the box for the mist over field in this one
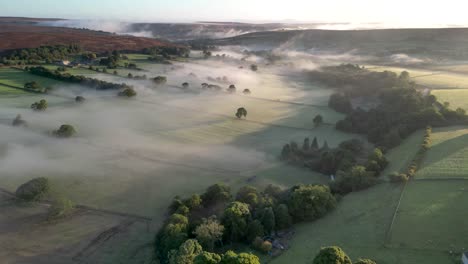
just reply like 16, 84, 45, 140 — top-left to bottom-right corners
4, 2, 468, 262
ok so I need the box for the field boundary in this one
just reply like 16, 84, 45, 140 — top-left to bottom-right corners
384, 181, 407, 245
0, 186, 152, 222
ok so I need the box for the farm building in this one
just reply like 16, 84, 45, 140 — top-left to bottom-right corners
54, 60, 70, 66
462, 252, 468, 264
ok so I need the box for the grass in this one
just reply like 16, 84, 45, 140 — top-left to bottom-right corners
431, 89, 468, 110
0, 83, 29, 96
366, 65, 468, 89
269, 183, 454, 264
389, 181, 468, 253
416, 126, 468, 179
0, 67, 65, 89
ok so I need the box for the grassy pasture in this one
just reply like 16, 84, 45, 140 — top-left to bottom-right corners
389, 180, 468, 254
367, 65, 468, 89
269, 183, 453, 264
0, 67, 65, 89
0, 192, 136, 264
416, 126, 468, 179
0, 83, 29, 96
431, 89, 468, 110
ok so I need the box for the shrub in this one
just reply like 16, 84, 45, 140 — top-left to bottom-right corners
15, 177, 50, 201
12, 114, 27, 127
252, 237, 272, 253
388, 172, 409, 183
75, 96, 85, 103
48, 196, 74, 220
312, 246, 352, 264
53, 124, 76, 138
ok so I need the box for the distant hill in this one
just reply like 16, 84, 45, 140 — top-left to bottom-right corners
0, 24, 177, 54
205, 28, 468, 60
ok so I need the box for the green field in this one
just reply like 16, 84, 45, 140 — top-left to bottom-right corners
271, 183, 455, 264
0, 83, 29, 96
0, 67, 66, 89
389, 180, 468, 255
5, 58, 468, 264
432, 89, 468, 110
416, 126, 468, 179
367, 65, 468, 89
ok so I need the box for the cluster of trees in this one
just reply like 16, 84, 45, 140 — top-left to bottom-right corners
168, 239, 259, 264
147, 55, 171, 64
313, 246, 376, 264
31, 99, 48, 111
15, 177, 50, 201
99, 51, 121, 68
28, 66, 132, 90
1, 44, 82, 62
24, 81, 47, 93
14, 177, 75, 220
123, 62, 138, 69
52, 124, 76, 138
313, 65, 468, 149
142, 46, 190, 58
310, 64, 413, 97
281, 138, 388, 195
156, 183, 336, 263
118, 87, 137, 97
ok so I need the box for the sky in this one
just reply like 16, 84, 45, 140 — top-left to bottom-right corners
2, 0, 468, 26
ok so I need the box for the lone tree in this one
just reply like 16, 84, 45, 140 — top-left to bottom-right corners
182, 82, 189, 89
31, 99, 47, 111
53, 124, 76, 138
153, 76, 168, 85
227, 84, 236, 93
313, 114, 324, 127
12, 114, 27, 127
118, 87, 137, 97
15, 177, 50, 201
128, 73, 133, 78
243, 89, 251, 95
235, 107, 247, 119
250, 64, 258, 71
302, 137, 310, 151
311, 137, 319, 149
312, 246, 352, 264
75, 96, 85, 103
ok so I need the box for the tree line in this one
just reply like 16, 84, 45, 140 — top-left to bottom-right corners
1, 44, 82, 63
27, 66, 132, 90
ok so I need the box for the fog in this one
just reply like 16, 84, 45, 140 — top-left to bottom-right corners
0, 52, 313, 185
